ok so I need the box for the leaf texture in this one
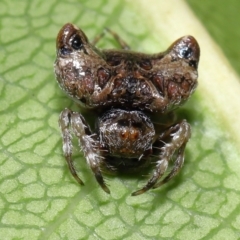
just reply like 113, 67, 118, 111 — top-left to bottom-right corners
1, 0, 240, 239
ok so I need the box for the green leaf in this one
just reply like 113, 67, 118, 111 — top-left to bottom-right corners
1, 0, 240, 239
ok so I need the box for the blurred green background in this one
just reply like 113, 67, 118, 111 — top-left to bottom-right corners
187, 0, 240, 75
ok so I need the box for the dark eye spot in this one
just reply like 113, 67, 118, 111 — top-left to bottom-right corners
60, 47, 72, 55
179, 47, 192, 59
71, 34, 83, 50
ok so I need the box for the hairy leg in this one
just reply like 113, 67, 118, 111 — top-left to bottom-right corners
132, 120, 191, 196
59, 108, 110, 193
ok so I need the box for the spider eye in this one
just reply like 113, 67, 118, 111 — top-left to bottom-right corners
60, 47, 72, 55
179, 46, 192, 59
71, 34, 83, 50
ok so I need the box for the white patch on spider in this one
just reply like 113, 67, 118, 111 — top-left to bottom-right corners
63, 142, 72, 154
87, 153, 99, 165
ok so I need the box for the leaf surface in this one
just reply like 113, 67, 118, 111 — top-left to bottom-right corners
1, 0, 240, 239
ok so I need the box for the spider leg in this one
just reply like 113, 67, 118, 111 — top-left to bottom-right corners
59, 108, 110, 194
131, 120, 191, 196
153, 143, 186, 189
91, 28, 130, 50
104, 28, 130, 50
91, 31, 106, 46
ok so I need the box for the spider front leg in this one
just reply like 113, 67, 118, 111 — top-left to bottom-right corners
59, 108, 110, 194
132, 120, 191, 196
91, 28, 130, 50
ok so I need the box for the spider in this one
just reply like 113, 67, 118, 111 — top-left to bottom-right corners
54, 23, 200, 196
